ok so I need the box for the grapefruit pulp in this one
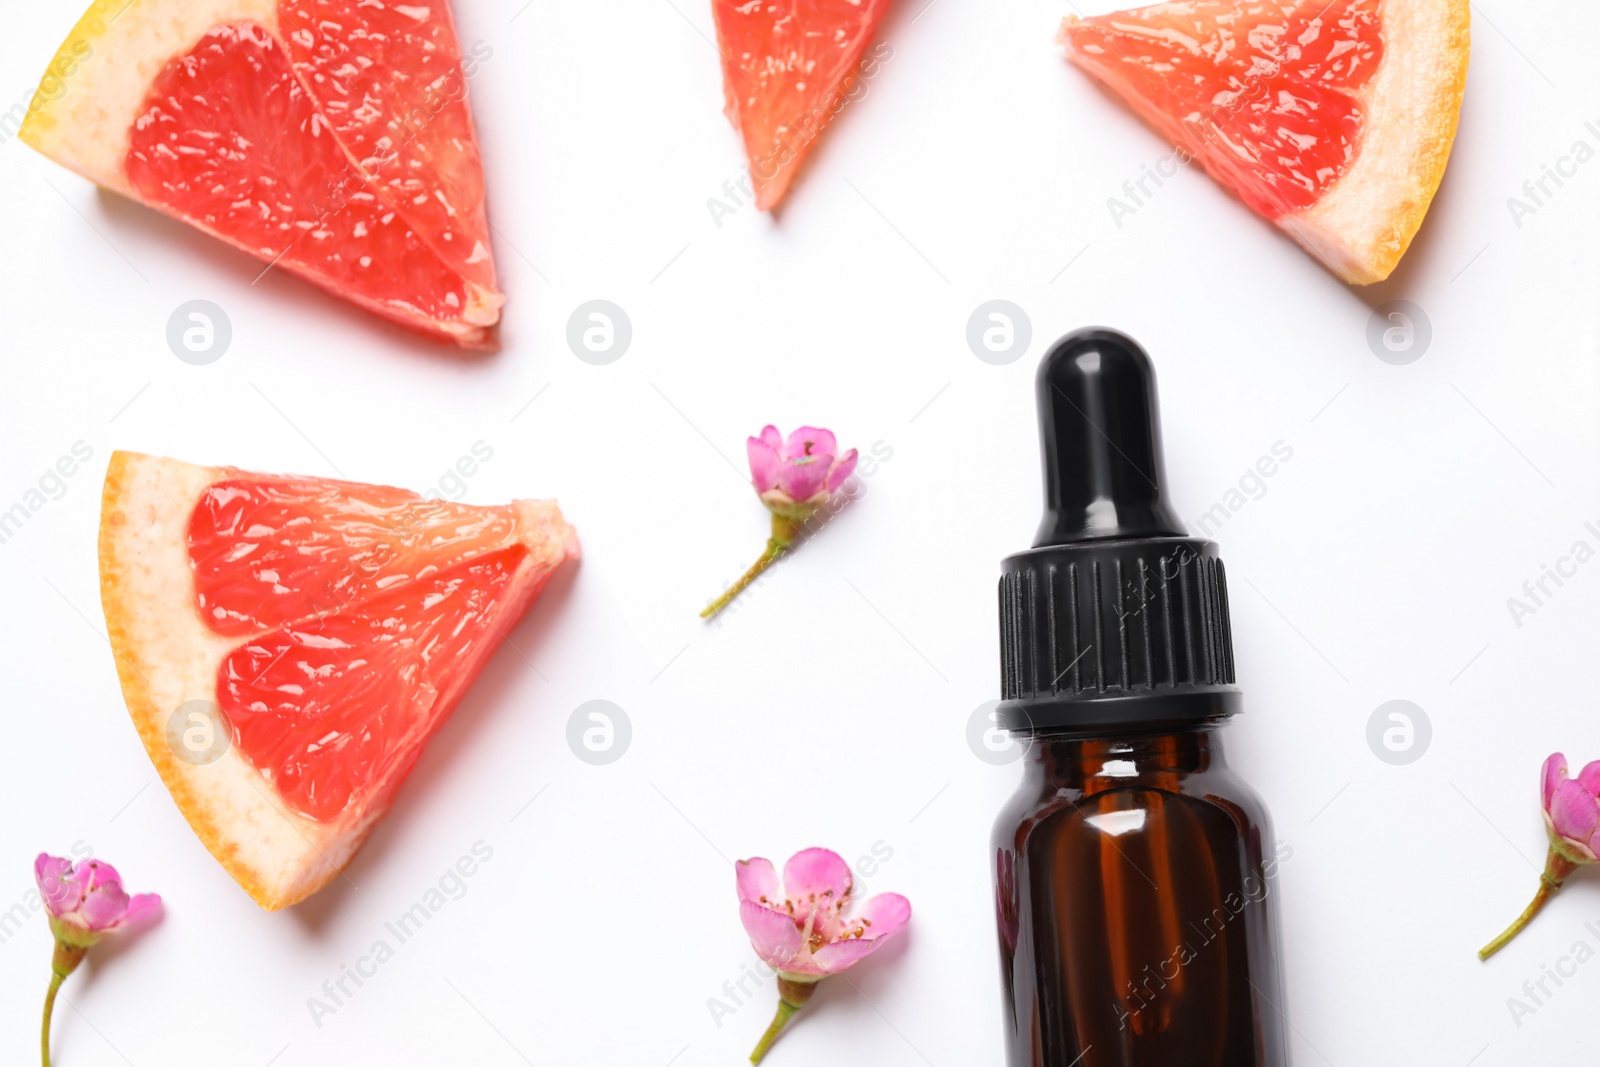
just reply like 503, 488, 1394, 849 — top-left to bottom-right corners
99, 452, 578, 909
711, 0, 895, 212
22, 0, 504, 348
1060, 0, 1469, 284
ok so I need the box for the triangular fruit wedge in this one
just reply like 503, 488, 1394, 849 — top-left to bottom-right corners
22, 0, 504, 348
712, 0, 894, 212
1061, 0, 1469, 284
98, 451, 578, 909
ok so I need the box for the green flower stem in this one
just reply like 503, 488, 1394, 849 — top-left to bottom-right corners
748, 999, 799, 1064
1479, 848, 1580, 961
701, 516, 799, 620
42, 940, 87, 1067
42, 972, 63, 1067
749, 977, 817, 1064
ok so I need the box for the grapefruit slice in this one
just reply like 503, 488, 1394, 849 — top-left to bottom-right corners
1060, 0, 1469, 284
711, 0, 895, 212
98, 451, 577, 909
21, 0, 504, 348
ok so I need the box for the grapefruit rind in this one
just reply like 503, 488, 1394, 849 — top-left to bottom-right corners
1280, 0, 1469, 284
1061, 0, 1469, 285
98, 450, 577, 910
20, 0, 505, 348
19, 0, 279, 195
99, 450, 339, 911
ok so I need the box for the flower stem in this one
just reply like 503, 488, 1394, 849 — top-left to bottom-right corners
1479, 848, 1579, 960
749, 998, 800, 1064
749, 977, 817, 1064
701, 516, 800, 620
42, 971, 63, 1067
42, 939, 87, 1067
701, 541, 784, 619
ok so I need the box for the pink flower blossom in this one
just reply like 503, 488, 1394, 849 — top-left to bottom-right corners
36, 853, 161, 1067
702, 425, 859, 621
1480, 753, 1598, 961
36, 855, 161, 946
1542, 753, 1600, 859
736, 848, 910, 1062
746, 427, 859, 517
738, 848, 909, 976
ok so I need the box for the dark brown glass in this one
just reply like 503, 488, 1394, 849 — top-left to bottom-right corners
992, 727, 1289, 1067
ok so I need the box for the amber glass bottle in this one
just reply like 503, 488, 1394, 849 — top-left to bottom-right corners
992, 330, 1289, 1067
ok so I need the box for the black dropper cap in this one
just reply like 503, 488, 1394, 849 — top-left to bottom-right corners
997, 329, 1239, 735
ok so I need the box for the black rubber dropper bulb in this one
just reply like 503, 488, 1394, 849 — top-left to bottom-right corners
1034, 327, 1187, 547
997, 327, 1238, 734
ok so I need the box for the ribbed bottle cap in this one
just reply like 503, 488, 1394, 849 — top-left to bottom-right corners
997, 329, 1240, 735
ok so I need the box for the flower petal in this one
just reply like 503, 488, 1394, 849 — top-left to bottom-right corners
1544, 753, 1569, 809
736, 857, 780, 906
776, 455, 831, 501
825, 449, 859, 492
79, 879, 131, 932
784, 851, 857, 908
785, 427, 837, 461
1578, 761, 1600, 798
760, 425, 783, 450
116, 893, 163, 930
1550, 778, 1600, 845
77, 860, 122, 895
854, 892, 912, 940
808, 894, 912, 974
748, 437, 781, 494
34, 854, 82, 917
34, 854, 70, 886
811, 936, 885, 973
740, 900, 804, 971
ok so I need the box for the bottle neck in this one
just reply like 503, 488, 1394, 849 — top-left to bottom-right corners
1023, 726, 1224, 789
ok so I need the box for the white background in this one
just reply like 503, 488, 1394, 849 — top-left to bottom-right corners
2, 0, 1598, 1064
